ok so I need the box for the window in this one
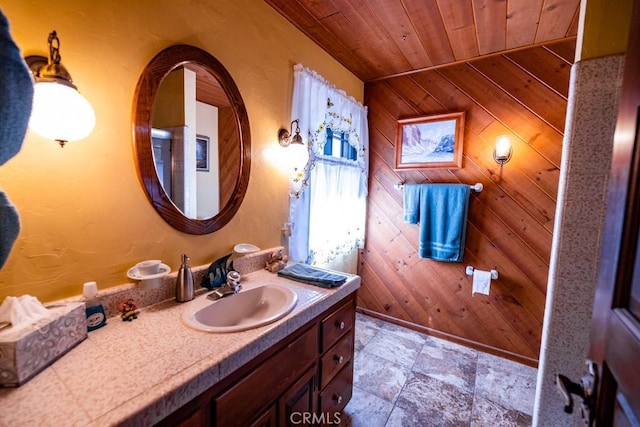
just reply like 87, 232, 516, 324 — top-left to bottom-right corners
287, 64, 368, 266
324, 128, 357, 160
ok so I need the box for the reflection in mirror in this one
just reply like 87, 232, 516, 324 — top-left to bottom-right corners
151, 64, 240, 219
133, 45, 250, 234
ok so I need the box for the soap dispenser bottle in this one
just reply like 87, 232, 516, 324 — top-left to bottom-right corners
176, 254, 195, 302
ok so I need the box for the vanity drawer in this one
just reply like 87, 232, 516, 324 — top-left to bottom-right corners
214, 325, 317, 426
319, 360, 353, 415
320, 300, 354, 352
319, 330, 353, 389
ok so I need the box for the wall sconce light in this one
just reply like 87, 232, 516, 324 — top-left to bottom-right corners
26, 30, 95, 147
278, 119, 309, 170
493, 135, 513, 165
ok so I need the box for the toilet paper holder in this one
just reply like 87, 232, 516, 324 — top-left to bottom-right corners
465, 266, 498, 280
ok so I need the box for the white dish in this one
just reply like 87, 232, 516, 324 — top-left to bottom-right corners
233, 243, 260, 254
136, 259, 162, 275
127, 263, 171, 281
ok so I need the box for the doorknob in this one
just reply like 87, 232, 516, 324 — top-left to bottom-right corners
556, 360, 598, 426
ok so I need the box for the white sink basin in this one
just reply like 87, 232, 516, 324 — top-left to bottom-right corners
181, 284, 298, 333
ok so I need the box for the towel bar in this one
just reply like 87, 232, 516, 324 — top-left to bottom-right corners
465, 266, 498, 280
394, 182, 483, 192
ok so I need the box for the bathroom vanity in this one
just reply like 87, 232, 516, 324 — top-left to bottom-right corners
162, 292, 356, 426
0, 268, 359, 426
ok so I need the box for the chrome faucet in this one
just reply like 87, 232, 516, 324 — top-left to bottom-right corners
207, 282, 241, 301
207, 271, 241, 301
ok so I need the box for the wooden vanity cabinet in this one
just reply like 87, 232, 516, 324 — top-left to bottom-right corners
159, 292, 356, 427
318, 299, 355, 417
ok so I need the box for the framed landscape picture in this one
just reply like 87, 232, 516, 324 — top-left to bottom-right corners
394, 112, 465, 170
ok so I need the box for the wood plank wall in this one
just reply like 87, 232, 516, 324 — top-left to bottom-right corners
358, 39, 575, 365
218, 107, 240, 208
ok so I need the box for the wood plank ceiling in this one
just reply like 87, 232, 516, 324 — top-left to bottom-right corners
266, 1, 580, 363
265, 0, 580, 81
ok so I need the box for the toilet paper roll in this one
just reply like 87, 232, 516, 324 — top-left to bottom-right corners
472, 269, 492, 296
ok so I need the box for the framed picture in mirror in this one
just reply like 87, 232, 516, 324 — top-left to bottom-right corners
196, 135, 210, 172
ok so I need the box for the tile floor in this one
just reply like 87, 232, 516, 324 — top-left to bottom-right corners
341, 313, 537, 427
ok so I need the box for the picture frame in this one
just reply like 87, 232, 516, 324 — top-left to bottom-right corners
196, 135, 209, 172
394, 112, 465, 170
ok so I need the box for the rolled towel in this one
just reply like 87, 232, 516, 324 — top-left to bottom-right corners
0, 190, 19, 269
0, 9, 31, 270
0, 8, 34, 166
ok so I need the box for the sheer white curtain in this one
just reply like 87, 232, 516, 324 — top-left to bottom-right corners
288, 64, 368, 266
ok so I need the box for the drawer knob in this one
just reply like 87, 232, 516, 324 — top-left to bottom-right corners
336, 321, 345, 330
334, 355, 344, 364
333, 394, 343, 404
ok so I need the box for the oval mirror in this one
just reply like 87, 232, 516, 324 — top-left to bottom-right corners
133, 45, 250, 234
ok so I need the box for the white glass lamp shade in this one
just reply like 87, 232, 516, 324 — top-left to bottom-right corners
288, 140, 309, 171
493, 135, 513, 164
29, 81, 95, 144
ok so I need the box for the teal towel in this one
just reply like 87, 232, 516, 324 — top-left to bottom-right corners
403, 183, 420, 223
415, 184, 470, 262
277, 264, 347, 288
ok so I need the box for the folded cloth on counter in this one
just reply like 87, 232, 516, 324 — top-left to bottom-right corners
277, 264, 347, 288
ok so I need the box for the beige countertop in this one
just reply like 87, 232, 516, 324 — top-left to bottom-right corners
0, 268, 360, 426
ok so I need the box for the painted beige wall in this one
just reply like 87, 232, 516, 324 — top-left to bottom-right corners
0, 0, 363, 302
578, 0, 633, 60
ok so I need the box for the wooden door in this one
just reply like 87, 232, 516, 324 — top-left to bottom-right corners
589, 0, 640, 425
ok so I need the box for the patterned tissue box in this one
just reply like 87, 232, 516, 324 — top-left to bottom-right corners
0, 302, 87, 387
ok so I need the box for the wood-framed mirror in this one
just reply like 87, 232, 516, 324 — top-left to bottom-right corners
133, 45, 250, 234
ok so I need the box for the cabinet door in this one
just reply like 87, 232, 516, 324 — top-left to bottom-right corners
250, 405, 277, 427
279, 366, 317, 427
215, 326, 318, 426
174, 408, 205, 427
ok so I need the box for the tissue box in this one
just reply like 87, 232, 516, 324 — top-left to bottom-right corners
0, 302, 87, 387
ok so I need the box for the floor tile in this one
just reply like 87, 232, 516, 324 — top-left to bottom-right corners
363, 330, 423, 369
352, 350, 410, 403
475, 352, 537, 416
341, 386, 393, 427
380, 321, 428, 344
412, 336, 478, 393
390, 371, 474, 426
354, 313, 383, 351
346, 314, 538, 426
470, 396, 532, 426
356, 312, 385, 329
